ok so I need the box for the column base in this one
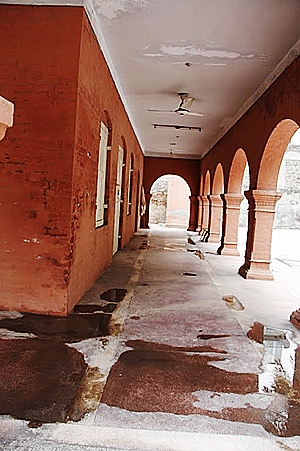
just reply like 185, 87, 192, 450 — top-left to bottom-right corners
238, 262, 274, 280
207, 233, 220, 243
218, 244, 240, 256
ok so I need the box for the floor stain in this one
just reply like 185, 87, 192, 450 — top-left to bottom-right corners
222, 295, 244, 311
195, 250, 205, 260
0, 312, 111, 342
197, 334, 230, 340
0, 338, 87, 423
187, 238, 196, 245
101, 339, 300, 437
74, 303, 117, 314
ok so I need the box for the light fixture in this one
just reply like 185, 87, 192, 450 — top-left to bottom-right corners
153, 124, 201, 131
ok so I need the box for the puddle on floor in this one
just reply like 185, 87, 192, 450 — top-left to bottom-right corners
101, 335, 300, 437
100, 289, 127, 303
0, 312, 111, 342
197, 334, 230, 340
74, 303, 117, 314
181, 272, 197, 276
0, 338, 87, 423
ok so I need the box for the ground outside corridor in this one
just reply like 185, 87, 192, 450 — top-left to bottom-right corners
0, 227, 300, 451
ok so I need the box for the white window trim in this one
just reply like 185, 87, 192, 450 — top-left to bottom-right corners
127, 156, 133, 215
95, 122, 108, 227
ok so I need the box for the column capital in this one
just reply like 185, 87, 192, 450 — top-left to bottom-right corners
221, 193, 244, 211
245, 189, 281, 212
208, 194, 223, 207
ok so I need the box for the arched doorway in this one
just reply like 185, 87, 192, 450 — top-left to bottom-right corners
199, 170, 211, 241
149, 175, 191, 229
219, 148, 249, 256
239, 119, 299, 280
208, 163, 224, 243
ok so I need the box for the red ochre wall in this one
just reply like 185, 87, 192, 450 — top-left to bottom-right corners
199, 56, 300, 193
0, 5, 144, 316
67, 12, 144, 311
144, 157, 200, 195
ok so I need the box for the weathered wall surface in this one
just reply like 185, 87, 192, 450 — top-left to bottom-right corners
144, 157, 200, 195
67, 12, 144, 312
0, 5, 82, 315
0, 5, 144, 315
200, 56, 300, 193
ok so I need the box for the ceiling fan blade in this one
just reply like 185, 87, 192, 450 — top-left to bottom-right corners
183, 111, 207, 117
179, 96, 195, 110
147, 109, 174, 113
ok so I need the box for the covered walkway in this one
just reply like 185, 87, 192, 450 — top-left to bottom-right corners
1, 227, 300, 450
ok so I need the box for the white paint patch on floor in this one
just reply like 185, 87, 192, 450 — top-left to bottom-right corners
192, 390, 276, 411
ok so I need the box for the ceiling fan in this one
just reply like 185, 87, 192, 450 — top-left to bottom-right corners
147, 92, 206, 117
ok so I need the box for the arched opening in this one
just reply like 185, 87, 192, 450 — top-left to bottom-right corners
240, 119, 300, 280
212, 163, 224, 195
149, 175, 191, 229
238, 162, 250, 256
199, 170, 211, 241
219, 148, 249, 256
271, 127, 300, 272
203, 170, 211, 195
208, 164, 224, 243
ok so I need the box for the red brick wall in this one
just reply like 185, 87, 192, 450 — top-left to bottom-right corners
67, 12, 144, 312
144, 157, 200, 195
0, 5, 144, 315
0, 5, 82, 315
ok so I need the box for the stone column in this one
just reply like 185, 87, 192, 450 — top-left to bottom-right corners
200, 196, 210, 240
207, 194, 223, 243
140, 192, 152, 229
188, 195, 198, 231
196, 196, 203, 232
239, 190, 281, 280
218, 193, 244, 255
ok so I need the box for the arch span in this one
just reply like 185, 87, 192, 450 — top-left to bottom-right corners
239, 119, 300, 280
257, 119, 299, 191
203, 170, 211, 195
228, 148, 248, 193
212, 163, 224, 194
143, 157, 200, 230
219, 150, 248, 256
149, 175, 191, 229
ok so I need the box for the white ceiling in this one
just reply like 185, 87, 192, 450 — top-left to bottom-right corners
4, 0, 300, 159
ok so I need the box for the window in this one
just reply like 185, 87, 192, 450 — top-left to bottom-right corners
95, 122, 109, 227
127, 154, 134, 215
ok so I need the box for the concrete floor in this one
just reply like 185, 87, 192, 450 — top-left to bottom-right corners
1, 226, 300, 450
